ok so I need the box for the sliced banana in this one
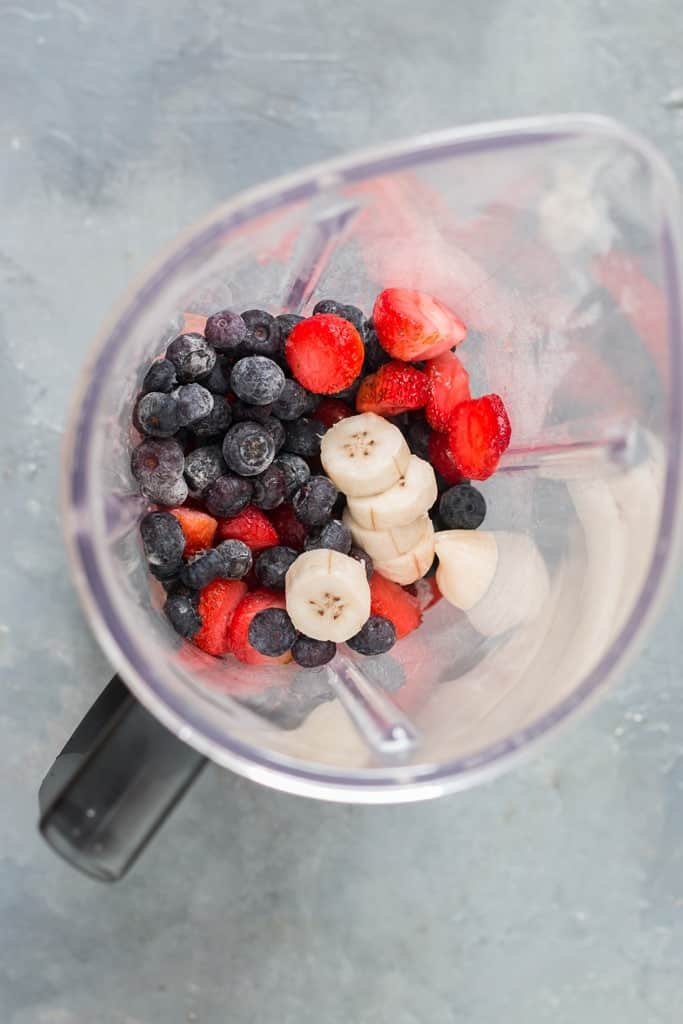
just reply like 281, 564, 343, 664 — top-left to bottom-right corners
342, 507, 431, 561
434, 529, 549, 636
346, 454, 438, 528
320, 412, 411, 498
434, 530, 499, 611
374, 519, 435, 585
285, 549, 371, 642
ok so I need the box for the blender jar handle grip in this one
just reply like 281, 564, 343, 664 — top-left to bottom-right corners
38, 676, 207, 881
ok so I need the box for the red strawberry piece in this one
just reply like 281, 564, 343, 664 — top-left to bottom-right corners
356, 361, 428, 416
227, 589, 292, 665
169, 507, 218, 558
181, 312, 208, 335
372, 288, 466, 362
268, 503, 307, 550
428, 430, 468, 485
216, 504, 279, 552
193, 579, 248, 657
447, 394, 511, 480
314, 397, 354, 429
369, 572, 422, 640
424, 351, 471, 432
285, 314, 364, 394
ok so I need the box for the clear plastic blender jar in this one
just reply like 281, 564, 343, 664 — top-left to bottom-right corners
40, 116, 683, 879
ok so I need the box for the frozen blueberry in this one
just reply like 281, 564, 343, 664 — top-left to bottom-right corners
347, 615, 396, 655
439, 484, 486, 530
275, 313, 304, 341
262, 415, 286, 453
284, 417, 325, 457
304, 519, 352, 554
363, 323, 390, 373
330, 378, 361, 404
173, 383, 214, 426
230, 400, 274, 424
222, 421, 275, 477
230, 356, 285, 406
191, 395, 233, 439
254, 545, 298, 589
248, 608, 297, 657
166, 333, 216, 382
204, 309, 247, 353
164, 593, 202, 638
240, 309, 282, 358
131, 438, 187, 505
204, 474, 253, 517
274, 453, 310, 498
202, 357, 233, 395
251, 463, 286, 509
134, 392, 180, 437
183, 445, 227, 495
292, 635, 336, 668
140, 511, 185, 577
179, 549, 220, 589
313, 299, 365, 336
141, 358, 176, 395
292, 475, 338, 527
271, 379, 317, 421
406, 415, 431, 460
349, 545, 373, 579
213, 538, 253, 579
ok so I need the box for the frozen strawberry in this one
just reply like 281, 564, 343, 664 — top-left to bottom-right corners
169, 507, 217, 557
372, 288, 466, 362
227, 589, 292, 665
428, 431, 468, 485
285, 314, 364, 394
447, 394, 511, 480
268, 503, 307, 551
216, 505, 279, 552
369, 573, 422, 640
193, 578, 248, 657
355, 361, 428, 416
424, 351, 471, 432
314, 397, 354, 428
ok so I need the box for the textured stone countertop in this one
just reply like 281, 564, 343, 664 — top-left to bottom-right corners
2, 1, 683, 1021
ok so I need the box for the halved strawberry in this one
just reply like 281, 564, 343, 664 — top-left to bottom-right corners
268, 503, 307, 550
193, 579, 248, 657
285, 314, 364, 394
369, 572, 422, 640
372, 288, 466, 362
428, 430, 468, 485
356, 361, 428, 416
314, 397, 354, 429
216, 505, 279, 552
447, 394, 511, 480
169, 507, 217, 558
424, 351, 471, 432
227, 589, 292, 665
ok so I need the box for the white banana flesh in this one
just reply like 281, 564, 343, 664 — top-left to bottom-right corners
346, 454, 438, 528
374, 519, 436, 585
342, 508, 430, 561
320, 412, 411, 497
285, 548, 371, 642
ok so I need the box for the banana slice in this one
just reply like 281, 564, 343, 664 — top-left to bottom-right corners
346, 454, 438, 528
285, 549, 371, 642
434, 530, 499, 610
320, 412, 411, 498
342, 507, 431, 561
374, 520, 435, 584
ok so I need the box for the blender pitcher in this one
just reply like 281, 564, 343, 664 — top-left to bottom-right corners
40, 116, 683, 880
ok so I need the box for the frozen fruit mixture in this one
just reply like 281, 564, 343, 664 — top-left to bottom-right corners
131, 289, 511, 670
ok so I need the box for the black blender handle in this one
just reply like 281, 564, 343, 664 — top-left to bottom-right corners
38, 676, 207, 882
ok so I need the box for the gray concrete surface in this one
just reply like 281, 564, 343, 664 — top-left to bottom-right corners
2, 1, 683, 1021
